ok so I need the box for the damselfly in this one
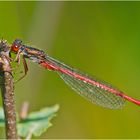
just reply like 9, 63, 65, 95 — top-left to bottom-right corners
10, 39, 140, 109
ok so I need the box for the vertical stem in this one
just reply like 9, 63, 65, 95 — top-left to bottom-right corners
0, 40, 17, 139
1, 72, 17, 139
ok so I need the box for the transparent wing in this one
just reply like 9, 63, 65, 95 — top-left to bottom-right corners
45, 55, 125, 109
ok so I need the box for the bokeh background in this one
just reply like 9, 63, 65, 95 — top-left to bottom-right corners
0, 1, 140, 139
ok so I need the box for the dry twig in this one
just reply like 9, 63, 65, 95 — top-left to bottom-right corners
0, 40, 17, 139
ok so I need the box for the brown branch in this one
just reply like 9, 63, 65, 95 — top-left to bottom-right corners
0, 40, 17, 139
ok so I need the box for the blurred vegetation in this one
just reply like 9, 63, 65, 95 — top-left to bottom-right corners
0, 1, 140, 139
0, 105, 59, 139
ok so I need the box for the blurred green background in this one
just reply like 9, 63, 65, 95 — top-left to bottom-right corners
0, 1, 140, 139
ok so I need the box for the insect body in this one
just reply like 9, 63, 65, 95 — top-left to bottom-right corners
10, 39, 140, 109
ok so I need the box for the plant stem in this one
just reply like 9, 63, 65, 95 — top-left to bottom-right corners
0, 40, 17, 139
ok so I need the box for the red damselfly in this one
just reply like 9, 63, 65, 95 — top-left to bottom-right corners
10, 39, 140, 109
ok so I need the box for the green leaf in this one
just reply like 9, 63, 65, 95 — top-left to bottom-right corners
0, 104, 59, 138
17, 104, 59, 138
0, 108, 5, 126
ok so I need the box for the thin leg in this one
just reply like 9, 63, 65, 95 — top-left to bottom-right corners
14, 50, 21, 64
14, 56, 28, 83
12, 50, 21, 71
5, 53, 13, 62
22, 56, 28, 76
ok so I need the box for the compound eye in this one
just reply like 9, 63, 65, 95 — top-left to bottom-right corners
11, 39, 22, 53
11, 44, 19, 53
